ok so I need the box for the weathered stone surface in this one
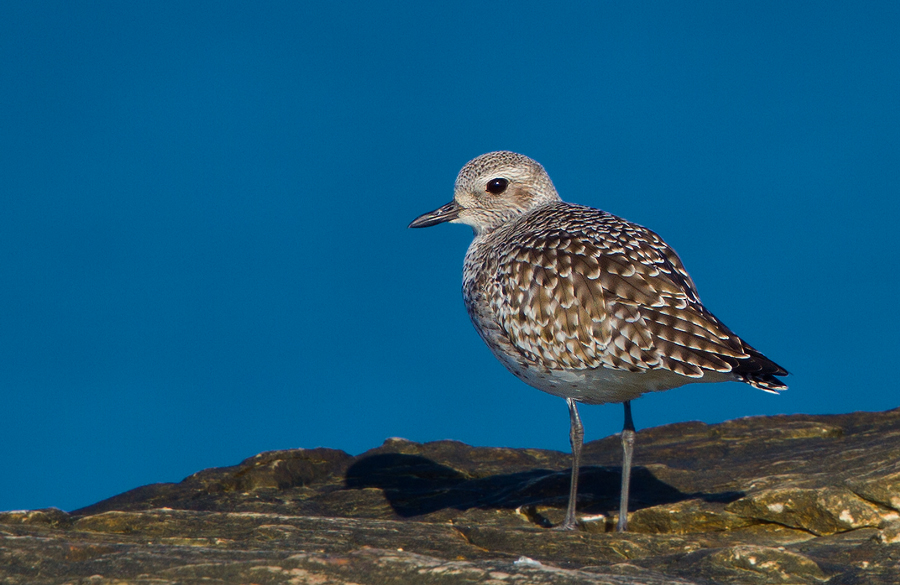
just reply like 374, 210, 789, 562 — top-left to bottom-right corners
628, 498, 755, 534
877, 520, 900, 544
847, 470, 900, 513
700, 545, 826, 584
3, 409, 900, 584
726, 487, 886, 536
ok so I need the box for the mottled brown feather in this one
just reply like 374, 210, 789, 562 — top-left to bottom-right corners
480, 203, 787, 390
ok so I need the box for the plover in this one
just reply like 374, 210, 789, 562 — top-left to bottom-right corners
409, 151, 787, 531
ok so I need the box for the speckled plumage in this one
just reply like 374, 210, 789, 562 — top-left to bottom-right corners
410, 151, 787, 530
463, 201, 786, 404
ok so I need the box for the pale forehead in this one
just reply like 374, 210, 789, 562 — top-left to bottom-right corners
455, 151, 545, 190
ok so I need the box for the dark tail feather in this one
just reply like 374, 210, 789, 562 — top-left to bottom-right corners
733, 343, 788, 393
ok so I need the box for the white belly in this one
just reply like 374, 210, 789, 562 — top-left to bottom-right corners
493, 346, 734, 405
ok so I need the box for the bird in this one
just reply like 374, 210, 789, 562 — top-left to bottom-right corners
409, 151, 787, 531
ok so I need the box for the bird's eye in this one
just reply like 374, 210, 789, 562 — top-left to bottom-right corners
486, 178, 509, 195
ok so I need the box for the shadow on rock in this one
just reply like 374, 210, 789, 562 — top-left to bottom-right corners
345, 453, 742, 518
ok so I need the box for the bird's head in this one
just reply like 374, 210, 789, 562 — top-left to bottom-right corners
409, 151, 561, 235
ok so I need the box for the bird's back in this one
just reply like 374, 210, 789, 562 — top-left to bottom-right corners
463, 202, 786, 403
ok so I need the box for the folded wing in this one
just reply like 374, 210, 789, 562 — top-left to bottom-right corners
488, 206, 787, 391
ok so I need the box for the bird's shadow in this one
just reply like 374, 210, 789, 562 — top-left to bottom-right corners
344, 453, 741, 519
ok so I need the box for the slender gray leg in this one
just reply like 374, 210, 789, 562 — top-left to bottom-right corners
558, 397, 583, 530
617, 400, 636, 532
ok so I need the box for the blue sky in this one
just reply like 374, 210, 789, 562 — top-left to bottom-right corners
1, 2, 898, 512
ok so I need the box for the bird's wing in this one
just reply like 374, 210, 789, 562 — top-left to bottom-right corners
488, 210, 771, 381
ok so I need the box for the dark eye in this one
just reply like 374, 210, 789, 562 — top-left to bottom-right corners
486, 178, 509, 194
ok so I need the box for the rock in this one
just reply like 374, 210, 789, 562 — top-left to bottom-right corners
4, 409, 900, 584
627, 498, 755, 534
725, 487, 886, 536
877, 520, 900, 544
848, 470, 900, 513
700, 545, 826, 584
0, 507, 71, 527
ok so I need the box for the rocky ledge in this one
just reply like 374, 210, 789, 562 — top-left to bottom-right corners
3, 409, 900, 584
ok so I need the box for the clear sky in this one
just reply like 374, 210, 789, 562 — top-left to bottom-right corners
1, 2, 898, 512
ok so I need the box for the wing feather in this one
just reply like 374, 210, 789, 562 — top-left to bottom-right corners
486, 205, 785, 387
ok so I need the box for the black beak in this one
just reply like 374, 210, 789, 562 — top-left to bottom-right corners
408, 200, 462, 228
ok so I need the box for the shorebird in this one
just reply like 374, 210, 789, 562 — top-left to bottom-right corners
409, 151, 787, 531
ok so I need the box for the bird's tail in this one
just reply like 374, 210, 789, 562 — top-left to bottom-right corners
734, 343, 788, 393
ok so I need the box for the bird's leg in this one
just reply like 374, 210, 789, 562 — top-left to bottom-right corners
558, 397, 584, 530
617, 400, 636, 532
